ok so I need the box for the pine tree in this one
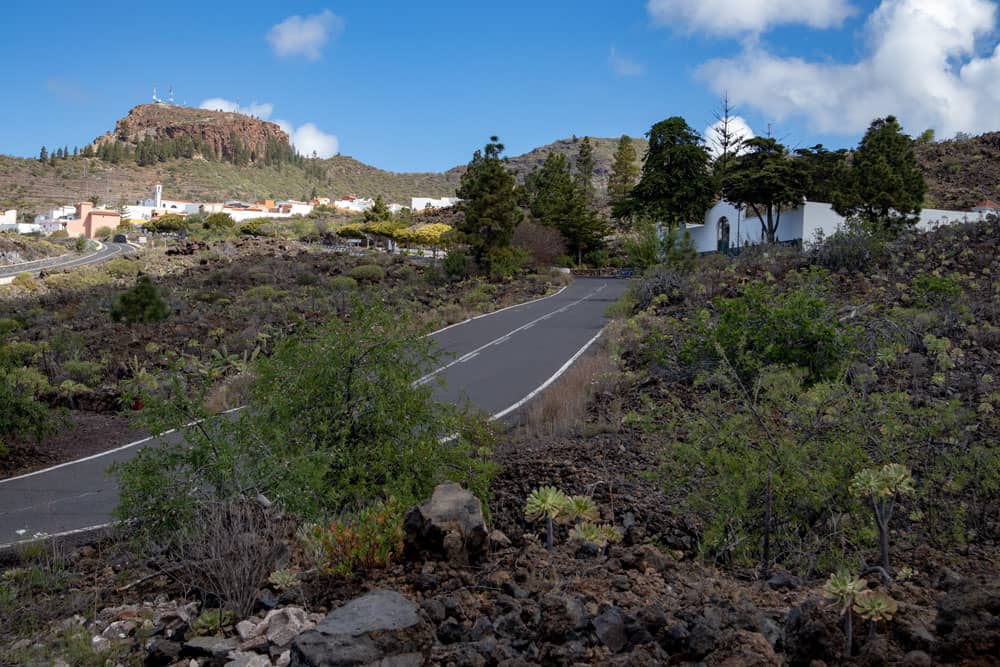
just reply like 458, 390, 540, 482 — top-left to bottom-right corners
831, 116, 926, 236
456, 136, 522, 267
63, 145, 69, 159
608, 135, 640, 227
574, 136, 595, 205
711, 93, 746, 182
363, 195, 392, 222
72, 146, 79, 158
39, 146, 48, 162
526, 153, 606, 265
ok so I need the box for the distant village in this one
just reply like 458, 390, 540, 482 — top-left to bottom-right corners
0, 184, 461, 239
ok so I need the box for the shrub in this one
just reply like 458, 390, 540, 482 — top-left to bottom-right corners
812, 227, 883, 273
145, 214, 187, 234
485, 246, 529, 281
111, 276, 170, 325
49, 230, 68, 239
512, 220, 567, 268
115, 301, 495, 536
311, 499, 405, 576
62, 359, 104, 387
912, 273, 962, 309
330, 275, 358, 290
442, 249, 472, 281
11, 273, 38, 291
73, 237, 87, 253
686, 271, 853, 383
103, 257, 141, 278
203, 212, 235, 232
349, 264, 385, 282
94, 225, 113, 240
632, 266, 687, 312
0, 364, 54, 452
625, 224, 662, 269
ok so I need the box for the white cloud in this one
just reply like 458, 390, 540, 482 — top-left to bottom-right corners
199, 98, 339, 158
609, 46, 644, 76
266, 9, 343, 61
647, 0, 856, 35
703, 116, 755, 158
199, 98, 274, 119
696, 0, 1000, 137
285, 122, 340, 158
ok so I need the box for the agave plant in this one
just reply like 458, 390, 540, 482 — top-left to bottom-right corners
824, 571, 867, 656
524, 486, 571, 549
569, 522, 622, 548
850, 463, 915, 570
268, 567, 301, 590
560, 495, 600, 524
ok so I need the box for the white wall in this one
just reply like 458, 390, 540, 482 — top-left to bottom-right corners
0, 210, 16, 226
411, 197, 460, 210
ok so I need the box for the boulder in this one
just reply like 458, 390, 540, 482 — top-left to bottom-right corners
225, 652, 274, 667
183, 635, 239, 658
291, 590, 433, 666
403, 483, 489, 566
593, 607, 628, 653
261, 607, 314, 648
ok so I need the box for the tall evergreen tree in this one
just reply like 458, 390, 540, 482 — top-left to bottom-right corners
364, 195, 392, 222
629, 116, 715, 229
608, 135, 639, 216
525, 153, 606, 264
710, 93, 747, 182
831, 116, 926, 235
794, 145, 849, 203
72, 146, 79, 158
456, 136, 522, 267
38, 146, 47, 162
574, 136, 595, 205
62, 145, 69, 159
723, 137, 807, 244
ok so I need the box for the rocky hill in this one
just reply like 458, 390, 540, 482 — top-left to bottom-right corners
92, 104, 289, 164
915, 132, 1000, 209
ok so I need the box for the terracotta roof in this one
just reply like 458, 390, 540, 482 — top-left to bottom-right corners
976, 199, 999, 209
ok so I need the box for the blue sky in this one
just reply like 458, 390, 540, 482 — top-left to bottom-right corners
3, 1, 999, 172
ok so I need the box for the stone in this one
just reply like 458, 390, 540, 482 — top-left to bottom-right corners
183, 636, 239, 658
574, 540, 602, 559
261, 607, 314, 648
257, 589, 280, 611
593, 607, 628, 653
704, 629, 780, 666
489, 529, 512, 549
540, 593, 588, 639
635, 543, 674, 573
291, 590, 433, 667
766, 571, 803, 591
935, 566, 963, 591
403, 482, 490, 566
902, 650, 933, 667
420, 598, 446, 623
784, 597, 844, 664
236, 619, 260, 641
225, 652, 273, 667
146, 637, 183, 666
437, 617, 465, 644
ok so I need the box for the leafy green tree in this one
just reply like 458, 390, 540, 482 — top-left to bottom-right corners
456, 136, 522, 268
363, 195, 392, 223
203, 212, 236, 232
795, 145, 850, 203
832, 116, 926, 236
724, 137, 807, 244
574, 136, 596, 205
608, 134, 640, 227
629, 116, 715, 229
115, 301, 495, 537
111, 276, 170, 325
0, 363, 55, 458
525, 153, 606, 265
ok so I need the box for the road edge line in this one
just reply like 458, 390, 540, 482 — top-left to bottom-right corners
424, 283, 569, 337
489, 327, 605, 422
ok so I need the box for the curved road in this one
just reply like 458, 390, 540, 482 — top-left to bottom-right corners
0, 278, 627, 547
0, 242, 132, 279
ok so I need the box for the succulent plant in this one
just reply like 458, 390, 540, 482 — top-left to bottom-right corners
853, 590, 898, 623
823, 570, 867, 657
192, 608, 234, 636
524, 486, 571, 549
850, 463, 915, 570
268, 567, 300, 590
561, 495, 600, 524
569, 522, 622, 548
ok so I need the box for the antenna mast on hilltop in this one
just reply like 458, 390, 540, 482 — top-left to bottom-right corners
168, 85, 174, 104
152, 84, 161, 103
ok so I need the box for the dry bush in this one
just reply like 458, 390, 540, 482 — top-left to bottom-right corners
519, 348, 618, 439
513, 220, 567, 268
204, 371, 255, 413
168, 500, 289, 618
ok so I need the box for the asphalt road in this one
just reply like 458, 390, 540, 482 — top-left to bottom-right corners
0, 278, 627, 547
0, 242, 132, 279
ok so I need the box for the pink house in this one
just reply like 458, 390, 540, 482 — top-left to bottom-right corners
63, 202, 121, 239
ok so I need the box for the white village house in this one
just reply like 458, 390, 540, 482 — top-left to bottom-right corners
678, 200, 991, 254
411, 196, 460, 211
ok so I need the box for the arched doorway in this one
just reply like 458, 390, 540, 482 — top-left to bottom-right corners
717, 216, 730, 253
